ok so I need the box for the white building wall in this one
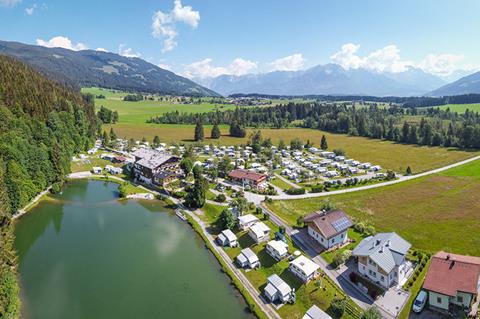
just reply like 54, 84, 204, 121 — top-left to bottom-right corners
307, 226, 348, 249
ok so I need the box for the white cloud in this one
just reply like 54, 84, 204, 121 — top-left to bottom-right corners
331, 43, 412, 73
417, 54, 468, 77
152, 0, 200, 52
330, 43, 363, 69
0, 0, 21, 7
171, 0, 199, 28
269, 53, 305, 72
118, 44, 141, 58
95, 47, 108, 52
25, 3, 36, 15
183, 58, 257, 79
36, 36, 88, 51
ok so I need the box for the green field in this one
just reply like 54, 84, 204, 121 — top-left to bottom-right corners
82, 87, 239, 124
437, 103, 480, 113
266, 159, 480, 256
86, 87, 479, 173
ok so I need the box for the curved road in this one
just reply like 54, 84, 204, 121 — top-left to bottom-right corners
243, 155, 480, 204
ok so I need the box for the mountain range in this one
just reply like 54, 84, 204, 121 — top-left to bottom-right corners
429, 71, 480, 96
0, 40, 218, 97
196, 64, 449, 97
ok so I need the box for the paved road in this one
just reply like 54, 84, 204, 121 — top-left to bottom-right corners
243, 155, 480, 202
260, 203, 396, 319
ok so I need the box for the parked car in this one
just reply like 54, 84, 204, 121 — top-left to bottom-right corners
412, 290, 427, 313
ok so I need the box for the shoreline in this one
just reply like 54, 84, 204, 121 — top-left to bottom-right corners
13, 174, 272, 319
63, 173, 273, 319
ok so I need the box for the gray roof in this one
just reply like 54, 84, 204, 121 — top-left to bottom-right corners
267, 274, 292, 296
303, 305, 332, 319
352, 232, 411, 273
264, 283, 277, 298
241, 248, 259, 263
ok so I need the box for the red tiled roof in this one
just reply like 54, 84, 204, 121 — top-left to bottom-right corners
228, 169, 266, 182
423, 251, 480, 297
304, 210, 352, 239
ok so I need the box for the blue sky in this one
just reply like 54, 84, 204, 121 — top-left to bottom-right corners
1, 0, 479, 79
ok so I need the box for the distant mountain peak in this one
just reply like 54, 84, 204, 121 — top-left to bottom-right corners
199, 63, 445, 97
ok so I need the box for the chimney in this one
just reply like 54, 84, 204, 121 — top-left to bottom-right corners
379, 245, 384, 253
446, 254, 450, 261
386, 240, 391, 247
450, 260, 455, 269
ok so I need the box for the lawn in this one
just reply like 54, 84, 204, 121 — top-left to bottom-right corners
437, 103, 480, 113
270, 175, 297, 191
266, 159, 480, 256
70, 157, 124, 173
320, 229, 366, 266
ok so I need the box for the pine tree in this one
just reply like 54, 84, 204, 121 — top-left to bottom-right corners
320, 135, 328, 150
194, 120, 204, 141
109, 127, 117, 141
153, 135, 161, 146
211, 123, 221, 139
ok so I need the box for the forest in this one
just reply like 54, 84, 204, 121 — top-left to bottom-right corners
0, 55, 98, 318
149, 102, 480, 149
230, 93, 480, 108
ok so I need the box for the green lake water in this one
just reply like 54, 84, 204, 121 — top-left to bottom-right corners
14, 180, 253, 319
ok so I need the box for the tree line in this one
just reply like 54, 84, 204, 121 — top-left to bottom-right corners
0, 55, 98, 318
149, 102, 480, 149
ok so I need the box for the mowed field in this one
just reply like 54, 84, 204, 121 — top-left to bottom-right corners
82, 87, 239, 124
105, 123, 479, 173
437, 103, 480, 113
266, 159, 480, 256
85, 87, 480, 172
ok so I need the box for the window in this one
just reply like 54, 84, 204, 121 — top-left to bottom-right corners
380, 275, 384, 281
457, 296, 463, 303
341, 234, 344, 238
437, 297, 441, 304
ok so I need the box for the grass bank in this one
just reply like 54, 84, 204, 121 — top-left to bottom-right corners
266, 159, 480, 256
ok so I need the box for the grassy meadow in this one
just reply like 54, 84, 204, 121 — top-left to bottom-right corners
85, 87, 479, 173
266, 159, 480, 256
437, 103, 480, 113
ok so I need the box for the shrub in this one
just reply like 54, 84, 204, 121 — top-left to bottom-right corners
215, 194, 226, 202
330, 297, 347, 317
286, 188, 306, 195
310, 185, 323, 193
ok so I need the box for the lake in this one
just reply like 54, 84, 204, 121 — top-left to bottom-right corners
14, 180, 253, 319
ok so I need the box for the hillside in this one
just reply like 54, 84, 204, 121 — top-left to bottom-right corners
0, 55, 98, 319
429, 71, 480, 96
199, 64, 445, 96
0, 40, 218, 97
